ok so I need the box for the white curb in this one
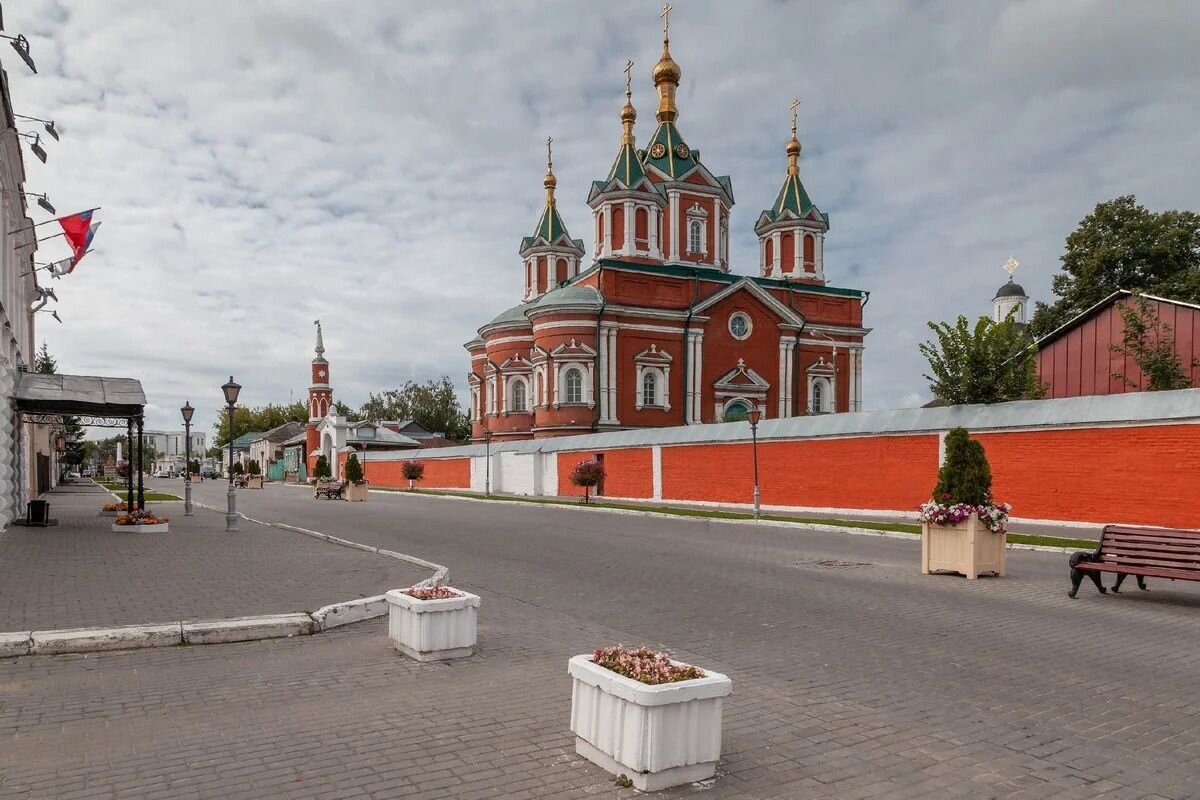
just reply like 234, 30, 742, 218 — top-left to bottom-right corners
0, 631, 33, 658
311, 595, 389, 631
30, 623, 183, 655
182, 614, 314, 645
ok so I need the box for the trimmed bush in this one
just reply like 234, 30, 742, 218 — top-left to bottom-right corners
314, 455, 332, 480
344, 452, 365, 484
247, 459, 261, 476
933, 427, 992, 506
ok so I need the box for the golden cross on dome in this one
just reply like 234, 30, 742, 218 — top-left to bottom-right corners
546, 135, 553, 169
624, 59, 633, 96
790, 97, 800, 135
661, 3, 672, 38
1003, 256, 1020, 277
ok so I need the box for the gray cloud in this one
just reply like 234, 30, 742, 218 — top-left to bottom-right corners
8, 0, 1197, 437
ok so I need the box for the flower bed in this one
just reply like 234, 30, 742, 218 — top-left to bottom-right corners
918, 500, 1011, 532
591, 645, 705, 685
404, 586, 461, 601
569, 649, 731, 791
386, 586, 479, 661
112, 511, 170, 533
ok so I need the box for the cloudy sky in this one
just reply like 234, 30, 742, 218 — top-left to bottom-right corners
8, 0, 1198, 438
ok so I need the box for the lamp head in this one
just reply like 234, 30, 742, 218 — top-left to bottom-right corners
43, 120, 59, 141
36, 195, 55, 214
10, 35, 36, 74
221, 376, 242, 405
29, 134, 47, 164
747, 408, 762, 426
180, 401, 194, 424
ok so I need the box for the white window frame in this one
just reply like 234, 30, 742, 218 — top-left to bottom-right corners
642, 371, 658, 407
508, 376, 529, 414
685, 203, 709, 255
562, 366, 585, 405
729, 312, 752, 341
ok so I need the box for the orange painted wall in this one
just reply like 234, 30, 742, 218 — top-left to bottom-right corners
365, 457, 471, 489
556, 448, 654, 498
660, 435, 939, 509
976, 425, 1200, 528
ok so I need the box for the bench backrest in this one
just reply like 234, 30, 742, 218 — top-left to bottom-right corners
1099, 525, 1200, 576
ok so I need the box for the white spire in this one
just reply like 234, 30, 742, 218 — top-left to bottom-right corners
314, 319, 325, 358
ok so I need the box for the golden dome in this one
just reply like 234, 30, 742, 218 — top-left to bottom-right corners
543, 136, 557, 205
653, 42, 681, 86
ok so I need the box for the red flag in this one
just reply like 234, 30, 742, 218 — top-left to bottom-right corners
58, 210, 94, 252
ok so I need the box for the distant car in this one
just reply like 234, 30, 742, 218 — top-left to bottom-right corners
200, 466, 219, 479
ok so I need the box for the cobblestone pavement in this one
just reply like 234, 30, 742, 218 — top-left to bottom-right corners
0, 483, 426, 631
2, 481, 1199, 799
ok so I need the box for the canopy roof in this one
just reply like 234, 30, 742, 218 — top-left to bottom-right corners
14, 373, 145, 418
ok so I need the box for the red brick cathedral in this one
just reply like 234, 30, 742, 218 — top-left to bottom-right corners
467, 12, 869, 442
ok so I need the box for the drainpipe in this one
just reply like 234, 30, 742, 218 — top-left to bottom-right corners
786, 282, 806, 417
680, 269, 701, 424
591, 264, 606, 433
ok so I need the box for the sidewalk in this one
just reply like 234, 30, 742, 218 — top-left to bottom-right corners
0, 483, 426, 632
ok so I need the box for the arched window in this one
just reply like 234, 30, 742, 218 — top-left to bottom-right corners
811, 381, 824, 414
564, 368, 583, 404
723, 400, 750, 422
688, 219, 703, 253
642, 371, 658, 407
511, 379, 527, 413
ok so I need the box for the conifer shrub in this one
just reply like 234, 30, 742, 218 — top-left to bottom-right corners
344, 453, 365, 484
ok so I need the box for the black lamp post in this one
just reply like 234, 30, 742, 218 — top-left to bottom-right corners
181, 401, 194, 517
222, 376, 242, 531
747, 407, 762, 520
482, 429, 492, 496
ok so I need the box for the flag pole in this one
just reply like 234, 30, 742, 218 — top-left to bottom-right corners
6, 207, 101, 236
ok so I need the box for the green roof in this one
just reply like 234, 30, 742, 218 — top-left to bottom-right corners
528, 284, 602, 310
531, 202, 567, 242
762, 173, 827, 226
642, 122, 697, 179
579, 258, 866, 299
229, 431, 265, 450
608, 141, 648, 187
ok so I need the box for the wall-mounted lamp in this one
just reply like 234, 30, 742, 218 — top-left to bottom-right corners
0, 34, 36, 74
14, 114, 58, 141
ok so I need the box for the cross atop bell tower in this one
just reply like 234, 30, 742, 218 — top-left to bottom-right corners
308, 320, 332, 422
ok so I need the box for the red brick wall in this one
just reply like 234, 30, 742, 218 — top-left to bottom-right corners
661, 435, 938, 510
556, 448, 653, 498
976, 425, 1200, 528
365, 457, 471, 490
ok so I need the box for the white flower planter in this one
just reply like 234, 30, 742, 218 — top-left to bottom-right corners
921, 513, 1006, 579
568, 654, 732, 791
385, 588, 479, 661
111, 523, 169, 534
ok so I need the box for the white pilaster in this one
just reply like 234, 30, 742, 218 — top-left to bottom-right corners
793, 230, 802, 274
597, 332, 609, 422
623, 201, 634, 254
816, 233, 825, 279
777, 338, 788, 417
771, 230, 782, 274
602, 205, 613, 258
608, 328, 619, 423
668, 191, 680, 262
651, 445, 663, 500
649, 207, 660, 258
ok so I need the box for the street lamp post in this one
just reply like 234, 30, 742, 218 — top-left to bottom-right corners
482, 429, 492, 496
222, 376, 242, 532
747, 407, 762, 520
181, 401, 194, 516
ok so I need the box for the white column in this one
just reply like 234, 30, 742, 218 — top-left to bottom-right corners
771, 231, 782, 274
608, 328, 619, 423
623, 201, 634, 254
668, 191, 680, 261
760, 238, 767, 274
848, 348, 858, 413
689, 332, 704, 423
777, 338, 788, 418
651, 445, 663, 500
793, 230, 802, 273
597, 332, 609, 422
649, 206, 660, 258
602, 205, 613, 258
816, 233, 825, 279
855, 346, 864, 411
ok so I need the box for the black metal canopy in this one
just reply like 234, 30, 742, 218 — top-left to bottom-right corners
14, 372, 145, 427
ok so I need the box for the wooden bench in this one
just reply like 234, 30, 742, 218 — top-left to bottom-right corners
314, 481, 344, 500
1068, 524, 1200, 598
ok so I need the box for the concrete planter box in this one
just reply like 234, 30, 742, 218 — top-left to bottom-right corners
345, 482, 369, 502
111, 522, 169, 534
921, 514, 1006, 579
568, 654, 732, 791
385, 588, 479, 661
245, 476, 263, 489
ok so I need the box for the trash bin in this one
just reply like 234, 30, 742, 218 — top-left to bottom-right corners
27, 500, 50, 526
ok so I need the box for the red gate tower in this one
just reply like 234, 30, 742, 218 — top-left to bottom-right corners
305, 320, 332, 470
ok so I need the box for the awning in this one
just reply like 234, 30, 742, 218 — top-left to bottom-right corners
14, 372, 146, 422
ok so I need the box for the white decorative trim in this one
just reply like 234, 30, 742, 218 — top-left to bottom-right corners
728, 311, 752, 341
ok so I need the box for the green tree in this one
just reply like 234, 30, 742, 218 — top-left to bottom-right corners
344, 452, 364, 484
1029, 196, 1200, 338
933, 428, 993, 506
332, 400, 362, 422
212, 401, 308, 447
1111, 296, 1199, 390
920, 315, 1044, 405
247, 459, 261, 476
32, 344, 86, 469
34, 342, 56, 374
359, 376, 469, 441
313, 455, 332, 480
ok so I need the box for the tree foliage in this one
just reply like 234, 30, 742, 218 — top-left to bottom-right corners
401, 460, 425, 482
919, 315, 1044, 405
34, 343, 57, 374
212, 401, 308, 447
359, 377, 469, 441
246, 459, 261, 476
933, 428, 993, 506
1029, 196, 1200, 338
344, 452, 364, 484
1111, 296, 1199, 391
314, 455, 332, 480
332, 400, 362, 422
